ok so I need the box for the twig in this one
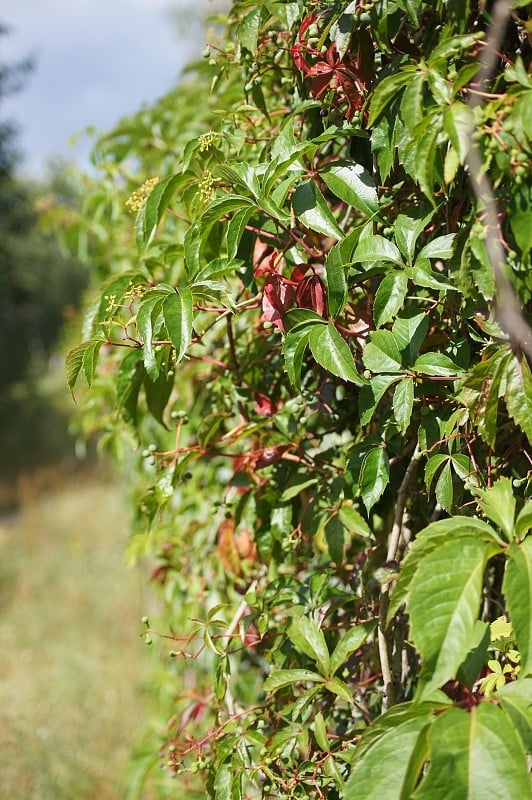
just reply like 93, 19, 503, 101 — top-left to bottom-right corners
465, 0, 532, 361
378, 445, 421, 711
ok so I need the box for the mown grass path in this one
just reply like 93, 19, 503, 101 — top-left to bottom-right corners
0, 480, 154, 799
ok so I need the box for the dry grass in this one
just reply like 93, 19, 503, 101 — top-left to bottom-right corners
0, 480, 157, 800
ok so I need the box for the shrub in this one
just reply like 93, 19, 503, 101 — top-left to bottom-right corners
67, 2, 531, 797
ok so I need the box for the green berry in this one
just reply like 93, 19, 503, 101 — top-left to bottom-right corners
202, 46, 210, 59
141, 615, 149, 625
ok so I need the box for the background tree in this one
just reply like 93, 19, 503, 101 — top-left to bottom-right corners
65, 2, 531, 798
0, 23, 87, 497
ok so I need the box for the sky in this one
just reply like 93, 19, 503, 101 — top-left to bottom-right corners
1, 0, 223, 177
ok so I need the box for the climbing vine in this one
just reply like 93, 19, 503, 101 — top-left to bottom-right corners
65, 1, 531, 797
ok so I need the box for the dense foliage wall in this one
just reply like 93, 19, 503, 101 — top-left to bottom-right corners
66, 2, 531, 798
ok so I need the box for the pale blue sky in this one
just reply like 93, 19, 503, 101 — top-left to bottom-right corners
2, 0, 221, 176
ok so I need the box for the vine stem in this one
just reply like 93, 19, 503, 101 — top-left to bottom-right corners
378, 445, 421, 712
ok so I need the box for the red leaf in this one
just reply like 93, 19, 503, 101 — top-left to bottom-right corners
262, 274, 295, 332
296, 274, 328, 317
297, 11, 318, 41
254, 392, 276, 416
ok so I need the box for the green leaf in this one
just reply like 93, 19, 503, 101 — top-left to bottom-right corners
503, 539, 532, 677
497, 679, 532, 752
338, 504, 372, 540
474, 477, 515, 543
288, 616, 330, 677
504, 353, 532, 445
510, 210, 532, 256
344, 715, 431, 799
237, 7, 261, 53
320, 160, 379, 217
314, 711, 330, 752
292, 181, 344, 240
417, 234, 456, 260
443, 102, 475, 164
308, 322, 364, 384
136, 172, 194, 252
413, 704, 531, 799
329, 1, 358, 59
388, 518, 503, 622
374, 272, 408, 328
359, 446, 390, 514
329, 621, 376, 676
162, 287, 193, 364
435, 460, 453, 513
325, 243, 348, 317
409, 261, 456, 291
394, 208, 434, 264
400, 72, 426, 134
359, 374, 400, 425
393, 377, 414, 434
424, 454, 448, 493
144, 347, 174, 427
352, 235, 405, 268
412, 119, 441, 204
324, 677, 353, 704
325, 514, 346, 565
226, 206, 255, 259
201, 194, 256, 228
282, 328, 312, 388
363, 330, 403, 373
413, 352, 463, 377
65, 337, 104, 392
263, 669, 325, 693
281, 474, 318, 501
368, 70, 415, 127
116, 350, 144, 426
137, 291, 168, 380
409, 537, 495, 700
392, 311, 429, 363
515, 502, 532, 540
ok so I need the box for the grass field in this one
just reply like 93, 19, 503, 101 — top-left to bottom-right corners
0, 479, 158, 799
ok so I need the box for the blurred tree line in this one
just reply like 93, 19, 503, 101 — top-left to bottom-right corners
0, 23, 87, 499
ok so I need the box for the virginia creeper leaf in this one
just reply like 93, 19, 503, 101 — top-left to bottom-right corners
288, 616, 330, 677
409, 537, 495, 700
344, 715, 431, 800
309, 321, 364, 384
413, 704, 531, 799
329, 621, 376, 676
359, 446, 390, 514
320, 160, 379, 217
503, 538, 532, 677
352, 235, 404, 268
393, 377, 414, 434
162, 287, 193, 364
263, 669, 325, 693
292, 181, 343, 240
374, 271, 408, 327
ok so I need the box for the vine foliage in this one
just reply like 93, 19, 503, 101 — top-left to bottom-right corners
65, 1, 531, 798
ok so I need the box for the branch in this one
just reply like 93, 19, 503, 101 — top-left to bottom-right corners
378, 445, 421, 711
466, 0, 532, 361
